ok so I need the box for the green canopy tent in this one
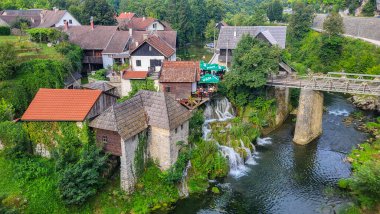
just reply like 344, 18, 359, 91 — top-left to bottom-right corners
200, 60, 226, 71
199, 74, 220, 84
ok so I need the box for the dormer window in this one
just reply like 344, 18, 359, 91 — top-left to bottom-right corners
153, 23, 157, 29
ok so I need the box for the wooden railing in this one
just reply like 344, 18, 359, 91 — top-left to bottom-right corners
83, 56, 103, 64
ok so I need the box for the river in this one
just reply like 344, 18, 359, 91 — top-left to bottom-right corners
171, 93, 368, 214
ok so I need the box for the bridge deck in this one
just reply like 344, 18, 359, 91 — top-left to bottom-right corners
267, 73, 380, 96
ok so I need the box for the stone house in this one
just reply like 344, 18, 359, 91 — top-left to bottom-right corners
159, 61, 200, 100
21, 88, 117, 157
89, 90, 191, 192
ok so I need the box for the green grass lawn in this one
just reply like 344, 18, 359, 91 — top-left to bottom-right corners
0, 35, 62, 61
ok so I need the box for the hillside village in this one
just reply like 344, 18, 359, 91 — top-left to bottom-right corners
1, 0, 380, 213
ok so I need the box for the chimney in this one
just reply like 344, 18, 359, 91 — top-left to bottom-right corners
135, 41, 139, 47
53, 7, 58, 13
129, 28, 133, 36
143, 16, 146, 21
90, 16, 94, 30
143, 34, 148, 40
64, 20, 68, 31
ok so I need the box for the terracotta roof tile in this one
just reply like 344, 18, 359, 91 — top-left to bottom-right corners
117, 12, 136, 20
21, 89, 102, 121
159, 61, 199, 83
123, 71, 148, 79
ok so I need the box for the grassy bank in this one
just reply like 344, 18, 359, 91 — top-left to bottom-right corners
338, 115, 380, 213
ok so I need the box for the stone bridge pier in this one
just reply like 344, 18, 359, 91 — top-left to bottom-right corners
293, 89, 324, 145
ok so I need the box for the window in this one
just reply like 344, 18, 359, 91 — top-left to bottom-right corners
69, 19, 72, 24
153, 23, 157, 29
150, 59, 161, 67
136, 60, 141, 66
149, 46, 152, 51
165, 86, 171, 92
175, 128, 178, 134
181, 124, 183, 130
102, 136, 108, 143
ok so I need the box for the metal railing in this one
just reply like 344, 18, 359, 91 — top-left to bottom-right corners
267, 72, 380, 96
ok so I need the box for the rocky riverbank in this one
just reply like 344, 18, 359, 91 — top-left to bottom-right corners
349, 95, 380, 112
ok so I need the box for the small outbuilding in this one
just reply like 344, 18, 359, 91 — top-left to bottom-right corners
159, 61, 200, 100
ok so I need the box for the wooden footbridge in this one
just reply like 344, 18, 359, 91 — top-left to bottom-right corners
267, 72, 380, 96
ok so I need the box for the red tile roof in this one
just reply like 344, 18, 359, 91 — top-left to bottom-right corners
131, 34, 175, 58
118, 12, 136, 20
123, 71, 148, 80
21, 89, 102, 121
160, 61, 200, 83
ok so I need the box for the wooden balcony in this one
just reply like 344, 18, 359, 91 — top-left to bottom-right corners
83, 56, 103, 64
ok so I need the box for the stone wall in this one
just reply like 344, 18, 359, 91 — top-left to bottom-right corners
275, 87, 290, 127
148, 121, 189, 170
293, 89, 324, 145
120, 134, 139, 193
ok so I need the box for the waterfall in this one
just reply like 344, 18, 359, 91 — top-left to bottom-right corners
219, 145, 250, 178
241, 140, 257, 165
257, 137, 272, 146
179, 161, 192, 197
202, 97, 257, 178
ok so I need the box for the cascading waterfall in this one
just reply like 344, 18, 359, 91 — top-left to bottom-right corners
202, 97, 257, 178
219, 145, 250, 178
240, 140, 257, 165
179, 161, 192, 197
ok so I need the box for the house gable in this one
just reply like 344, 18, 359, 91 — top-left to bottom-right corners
131, 42, 164, 57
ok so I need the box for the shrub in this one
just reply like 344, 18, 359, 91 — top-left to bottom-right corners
348, 160, 380, 207
0, 121, 31, 157
188, 110, 205, 143
0, 42, 17, 80
0, 26, 10, 35
27, 28, 68, 43
0, 98, 14, 122
90, 69, 107, 81
58, 144, 107, 205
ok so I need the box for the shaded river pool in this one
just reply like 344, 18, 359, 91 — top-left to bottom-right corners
171, 94, 368, 214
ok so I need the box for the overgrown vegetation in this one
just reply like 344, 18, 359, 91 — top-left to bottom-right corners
221, 35, 281, 107
118, 79, 157, 103
0, 36, 82, 116
338, 117, 380, 212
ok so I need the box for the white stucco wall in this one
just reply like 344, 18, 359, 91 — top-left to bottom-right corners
102, 54, 114, 68
146, 21, 165, 31
56, 12, 81, 27
169, 53, 176, 61
130, 55, 164, 71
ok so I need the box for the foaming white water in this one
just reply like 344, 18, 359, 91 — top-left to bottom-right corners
219, 145, 250, 178
328, 109, 350, 116
202, 98, 257, 178
257, 137, 272, 146
240, 140, 257, 165
179, 161, 191, 197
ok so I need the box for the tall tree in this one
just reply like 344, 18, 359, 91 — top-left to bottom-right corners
322, 12, 344, 36
223, 35, 281, 106
267, 0, 283, 22
81, 0, 117, 25
190, 0, 208, 38
288, 1, 315, 40
204, 19, 217, 41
